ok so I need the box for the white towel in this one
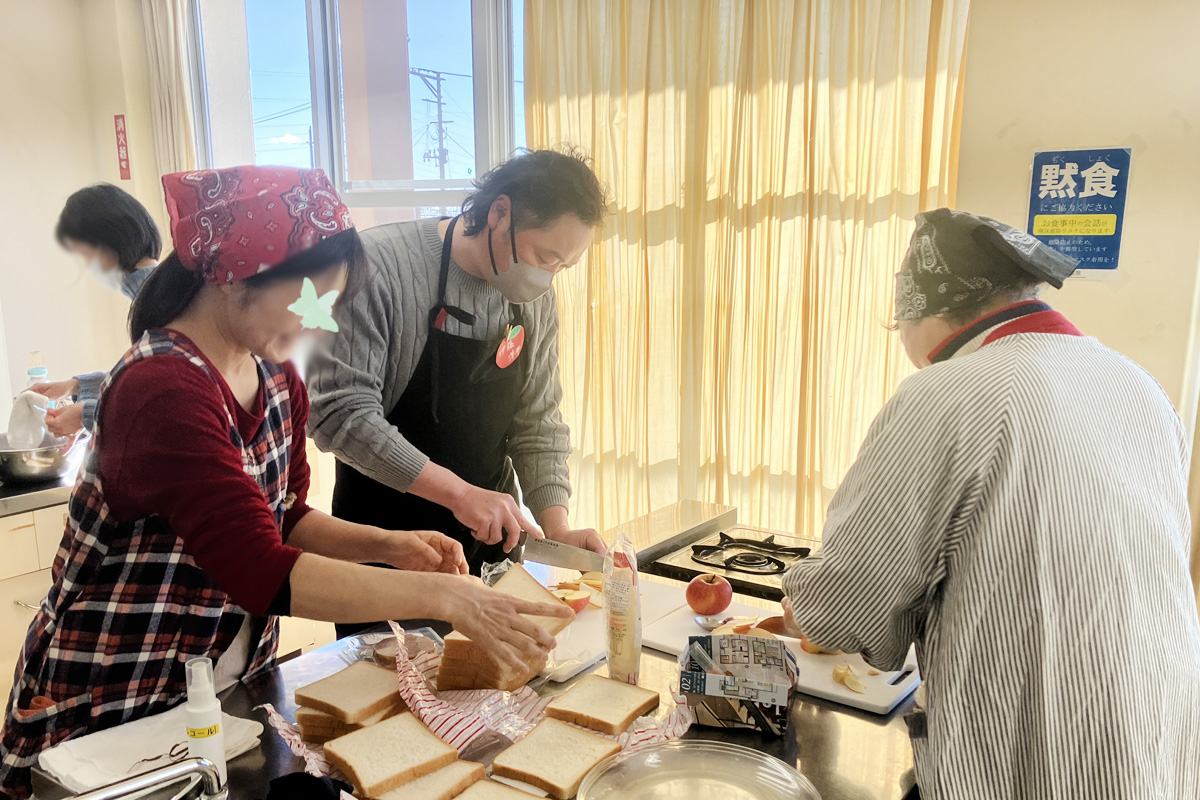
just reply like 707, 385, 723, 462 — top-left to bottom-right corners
6, 390, 50, 449
38, 704, 263, 793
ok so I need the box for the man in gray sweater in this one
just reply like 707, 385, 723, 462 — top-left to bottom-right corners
306, 151, 607, 625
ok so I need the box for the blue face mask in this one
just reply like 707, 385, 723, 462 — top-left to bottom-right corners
487, 221, 554, 304
87, 257, 124, 293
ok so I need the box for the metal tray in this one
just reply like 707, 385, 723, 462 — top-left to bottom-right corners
578, 740, 820, 800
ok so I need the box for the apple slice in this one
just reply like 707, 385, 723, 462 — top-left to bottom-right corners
752, 616, 788, 636
832, 663, 866, 693
800, 634, 843, 656
552, 589, 591, 614
577, 581, 603, 609
744, 627, 776, 640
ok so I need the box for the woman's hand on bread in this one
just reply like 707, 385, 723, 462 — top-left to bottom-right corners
444, 577, 573, 672
385, 530, 468, 574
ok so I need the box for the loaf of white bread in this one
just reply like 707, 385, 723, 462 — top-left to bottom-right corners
545, 674, 661, 735
292, 661, 406, 744
436, 564, 574, 692
492, 718, 620, 799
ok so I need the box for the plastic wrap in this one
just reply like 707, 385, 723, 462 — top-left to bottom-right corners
262, 624, 694, 786
603, 531, 642, 684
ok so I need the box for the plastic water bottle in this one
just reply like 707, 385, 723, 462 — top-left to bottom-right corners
184, 657, 227, 785
25, 367, 48, 389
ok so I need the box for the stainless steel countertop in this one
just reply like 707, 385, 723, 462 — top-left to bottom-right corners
0, 473, 74, 517
221, 573, 916, 800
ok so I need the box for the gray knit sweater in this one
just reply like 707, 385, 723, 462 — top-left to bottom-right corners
305, 218, 572, 517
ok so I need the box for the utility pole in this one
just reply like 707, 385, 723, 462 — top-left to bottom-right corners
412, 68, 451, 180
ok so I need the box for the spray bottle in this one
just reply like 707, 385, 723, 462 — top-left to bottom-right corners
184, 656, 226, 785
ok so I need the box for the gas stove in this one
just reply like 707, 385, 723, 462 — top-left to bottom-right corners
644, 525, 819, 601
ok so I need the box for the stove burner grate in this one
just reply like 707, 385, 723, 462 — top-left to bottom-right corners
689, 532, 810, 576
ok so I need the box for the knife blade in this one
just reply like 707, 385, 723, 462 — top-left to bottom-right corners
518, 531, 606, 573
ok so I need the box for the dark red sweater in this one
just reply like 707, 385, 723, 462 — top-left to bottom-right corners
99, 346, 310, 615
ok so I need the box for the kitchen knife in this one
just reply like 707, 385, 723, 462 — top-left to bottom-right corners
518, 531, 606, 573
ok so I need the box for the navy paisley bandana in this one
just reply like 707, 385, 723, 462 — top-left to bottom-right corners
894, 208, 1078, 321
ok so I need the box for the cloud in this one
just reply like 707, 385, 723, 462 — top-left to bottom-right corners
269, 133, 304, 145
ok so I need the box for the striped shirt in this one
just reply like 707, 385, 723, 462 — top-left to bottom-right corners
783, 310, 1200, 799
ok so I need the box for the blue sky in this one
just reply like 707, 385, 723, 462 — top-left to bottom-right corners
245, 0, 524, 175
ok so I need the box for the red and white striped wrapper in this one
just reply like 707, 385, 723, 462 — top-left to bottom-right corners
255, 704, 355, 800
262, 624, 694, 780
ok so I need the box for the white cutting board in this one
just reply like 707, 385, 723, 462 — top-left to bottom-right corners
643, 603, 921, 715
786, 645, 921, 715
544, 579, 686, 682
642, 600, 769, 657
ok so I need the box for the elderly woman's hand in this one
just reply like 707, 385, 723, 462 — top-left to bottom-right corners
29, 379, 77, 402
45, 404, 85, 438
781, 596, 805, 639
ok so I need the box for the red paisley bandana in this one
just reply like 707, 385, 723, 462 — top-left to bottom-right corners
162, 166, 355, 284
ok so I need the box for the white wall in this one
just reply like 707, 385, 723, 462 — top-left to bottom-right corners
82, 0, 171, 233
956, 0, 1200, 427
199, 0, 256, 166
0, 0, 128, 396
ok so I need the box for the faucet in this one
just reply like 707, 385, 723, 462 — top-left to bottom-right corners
69, 757, 227, 800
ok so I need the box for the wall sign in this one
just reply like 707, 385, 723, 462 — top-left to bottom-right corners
114, 114, 131, 180
1026, 147, 1130, 271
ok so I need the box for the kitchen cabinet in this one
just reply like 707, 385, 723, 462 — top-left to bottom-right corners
0, 568, 50, 700
0, 513, 39, 581
277, 616, 336, 660
277, 616, 316, 657
32, 504, 68, 570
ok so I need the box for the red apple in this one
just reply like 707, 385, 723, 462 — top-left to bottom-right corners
552, 589, 592, 614
686, 573, 733, 615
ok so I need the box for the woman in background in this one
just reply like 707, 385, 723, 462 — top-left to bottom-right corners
30, 184, 161, 436
0, 166, 567, 799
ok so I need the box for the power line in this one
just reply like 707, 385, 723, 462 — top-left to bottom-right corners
254, 102, 311, 124
412, 68, 452, 179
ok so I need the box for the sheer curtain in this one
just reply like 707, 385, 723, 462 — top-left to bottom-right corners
526, 0, 970, 535
140, 0, 198, 174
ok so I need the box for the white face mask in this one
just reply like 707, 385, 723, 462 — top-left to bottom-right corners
487, 223, 554, 304
86, 257, 124, 293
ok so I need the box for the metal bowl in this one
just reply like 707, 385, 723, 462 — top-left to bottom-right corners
0, 432, 83, 484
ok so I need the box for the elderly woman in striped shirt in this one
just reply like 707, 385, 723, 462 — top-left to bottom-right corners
783, 209, 1200, 800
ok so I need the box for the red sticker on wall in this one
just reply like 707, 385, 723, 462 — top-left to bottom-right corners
114, 115, 131, 180
496, 325, 524, 368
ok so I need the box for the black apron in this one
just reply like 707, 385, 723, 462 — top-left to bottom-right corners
331, 217, 529, 637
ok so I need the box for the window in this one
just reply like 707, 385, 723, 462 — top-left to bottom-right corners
193, 0, 523, 215
247, 0, 316, 169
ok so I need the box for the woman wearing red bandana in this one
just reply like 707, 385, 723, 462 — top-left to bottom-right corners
0, 166, 568, 799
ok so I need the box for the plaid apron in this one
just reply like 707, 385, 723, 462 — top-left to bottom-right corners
0, 330, 293, 797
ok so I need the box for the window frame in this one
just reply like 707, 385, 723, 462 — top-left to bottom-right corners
304, 0, 518, 209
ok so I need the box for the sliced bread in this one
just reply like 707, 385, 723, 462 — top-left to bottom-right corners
294, 661, 402, 724
375, 760, 484, 800
437, 565, 572, 692
436, 632, 548, 692
545, 674, 660, 735
491, 718, 620, 800
492, 564, 574, 636
296, 703, 402, 744
323, 712, 457, 797
456, 781, 541, 799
